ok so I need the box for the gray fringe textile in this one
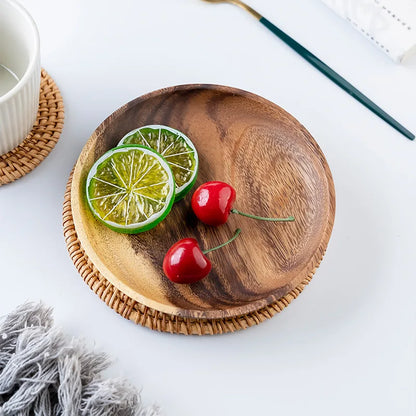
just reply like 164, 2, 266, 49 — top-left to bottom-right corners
0, 302, 159, 416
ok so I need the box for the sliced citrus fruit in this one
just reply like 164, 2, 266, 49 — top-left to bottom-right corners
119, 125, 198, 201
85, 145, 175, 234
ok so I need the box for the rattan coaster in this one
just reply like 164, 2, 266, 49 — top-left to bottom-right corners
0, 69, 64, 186
63, 171, 317, 335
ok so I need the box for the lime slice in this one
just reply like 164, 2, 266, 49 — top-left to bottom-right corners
119, 125, 198, 201
86, 145, 175, 234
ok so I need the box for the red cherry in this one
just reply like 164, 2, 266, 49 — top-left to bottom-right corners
191, 181, 236, 226
163, 238, 211, 284
163, 229, 241, 284
191, 181, 295, 226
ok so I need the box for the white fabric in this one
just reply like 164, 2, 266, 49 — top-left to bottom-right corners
322, 0, 416, 62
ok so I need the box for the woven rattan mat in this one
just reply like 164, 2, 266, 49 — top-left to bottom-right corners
0, 69, 64, 186
63, 171, 318, 335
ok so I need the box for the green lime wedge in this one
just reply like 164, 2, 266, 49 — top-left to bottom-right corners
119, 125, 198, 201
86, 145, 175, 234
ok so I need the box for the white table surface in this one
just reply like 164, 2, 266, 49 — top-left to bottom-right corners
2, 1, 415, 414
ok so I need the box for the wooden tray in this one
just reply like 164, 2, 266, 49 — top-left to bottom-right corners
71, 85, 335, 320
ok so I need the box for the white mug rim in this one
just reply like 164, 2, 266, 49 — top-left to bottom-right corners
0, 0, 40, 104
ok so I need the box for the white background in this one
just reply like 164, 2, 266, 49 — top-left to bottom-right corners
1, 1, 415, 415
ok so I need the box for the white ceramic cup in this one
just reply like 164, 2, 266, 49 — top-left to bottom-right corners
0, 0, 40, 155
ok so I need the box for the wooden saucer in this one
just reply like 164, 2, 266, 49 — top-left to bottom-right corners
70, 85, 335, 321
63, 171, 319, 335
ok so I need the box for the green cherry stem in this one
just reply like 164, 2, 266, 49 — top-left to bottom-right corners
230, 208, 295, 222
202, 228, 241, 255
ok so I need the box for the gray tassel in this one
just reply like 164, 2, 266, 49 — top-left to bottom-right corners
0, 302, 159, 416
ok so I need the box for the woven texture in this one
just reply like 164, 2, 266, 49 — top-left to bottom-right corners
63, 171, 318, 335
0, 69, 64, 186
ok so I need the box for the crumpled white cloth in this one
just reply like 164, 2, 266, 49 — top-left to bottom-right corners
322, 0, 416, 62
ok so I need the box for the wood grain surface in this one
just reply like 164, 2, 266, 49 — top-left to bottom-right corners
71, 84, 335, 319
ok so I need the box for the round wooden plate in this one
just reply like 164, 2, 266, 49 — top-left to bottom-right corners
71, 85, 335, 320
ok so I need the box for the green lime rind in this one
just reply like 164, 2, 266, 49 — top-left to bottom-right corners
118, 125, 198, 201
85, 144, 175, 234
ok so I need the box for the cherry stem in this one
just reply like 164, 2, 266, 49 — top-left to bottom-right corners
231, 208, 295, 222
203, 228, 241, 254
